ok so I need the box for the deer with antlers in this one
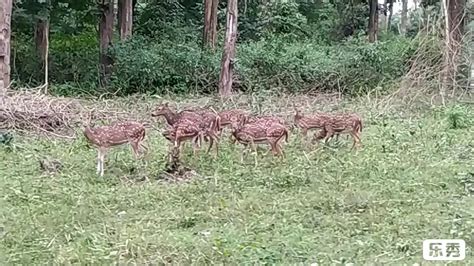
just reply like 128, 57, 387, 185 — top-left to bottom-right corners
230, 117, 289, 165
83, 121, 148, 177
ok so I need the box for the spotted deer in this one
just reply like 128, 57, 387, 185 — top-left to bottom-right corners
165, 117, 220, 157
151, 102, 201, 126
151, 103, 221, 153
293, 108, 332, 138
230, 118, 289, 165
249, 115, 287, 127
312, 112, 363, 150
83, 121, 148, 177
225, 113, 287, 144
164, 119, 202, 155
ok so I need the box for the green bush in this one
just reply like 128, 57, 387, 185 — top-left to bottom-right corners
109, 36, 221, 95
237, 36, 415, 93
12, 33, 419, 96
12, 32, 98, 89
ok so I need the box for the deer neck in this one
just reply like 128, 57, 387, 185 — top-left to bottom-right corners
294, 112, 304, 121
83, 126, 96, 141
162, 109, 178, 125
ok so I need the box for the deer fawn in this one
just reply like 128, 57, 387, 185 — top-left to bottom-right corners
83, 121, 148, 177
230, 118, 288, 165
312, 113, 363, 150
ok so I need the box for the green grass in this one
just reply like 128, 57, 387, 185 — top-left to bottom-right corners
1, 94, 473, 264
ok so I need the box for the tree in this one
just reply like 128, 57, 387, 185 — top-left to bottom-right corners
34, 0, 51, 92
400, 0, 408, 35
441, 0, 467, 98
387, 0, 394, 30
0, 0, 12, 93
218, 0, 238, 97
98, 0, 114, 87
368, 0, 378, 42
118, 0, 133, 40
203, 0, 219, 49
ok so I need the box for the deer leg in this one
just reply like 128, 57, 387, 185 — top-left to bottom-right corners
269, 139, 278, 156
189, 135, 201, 157
350, 132, 358, 151
301, 127, 308, 137
229, 134, 236, 144
356, 133, 362, 148
350, 131, 362, 150
301, 127, 309, 145
278, 143, 285, 158
130, 141, 140, 160
275, 137, 285, 158
312, 129, 327, 145
240, 143, 248, 163
250, 141, 258, 167
212, 136, 219, 158
324, 127, 335, 144
138, 140, 149, 157
99, 148, 106, 177
206, 135, 214, 154
96, 149, 102, 174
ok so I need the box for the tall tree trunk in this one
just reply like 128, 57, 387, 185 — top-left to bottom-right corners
441, 0, 467, 98
117, 0, 122, 33
35, 19, 49, 60
387, 0, 394, 31
470, 7, 473, 90
99, 0, 115, 87
118, 0, 133, 40
368, 0, 378, 42
132, 0, 138, 17
400, 0, 408, 36
218, 0, 238, 97
0, 0, 12, 93
203, 0, 219, 49
35, 18, 49, 91
382, 0, 388, 30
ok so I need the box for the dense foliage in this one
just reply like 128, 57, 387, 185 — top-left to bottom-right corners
10, 0, 437, 96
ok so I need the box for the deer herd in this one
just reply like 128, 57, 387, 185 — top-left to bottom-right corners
83, 102, 363, 176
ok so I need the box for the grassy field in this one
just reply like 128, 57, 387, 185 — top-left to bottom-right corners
1, 93, 473, 264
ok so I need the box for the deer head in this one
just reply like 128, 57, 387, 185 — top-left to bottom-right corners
151, 102, 171, 117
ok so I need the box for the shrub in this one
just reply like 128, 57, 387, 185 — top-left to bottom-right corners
237, 36, 415, 94
12, 32, 98, 89
109, 36, 221, 95
12, 33, 419, 96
